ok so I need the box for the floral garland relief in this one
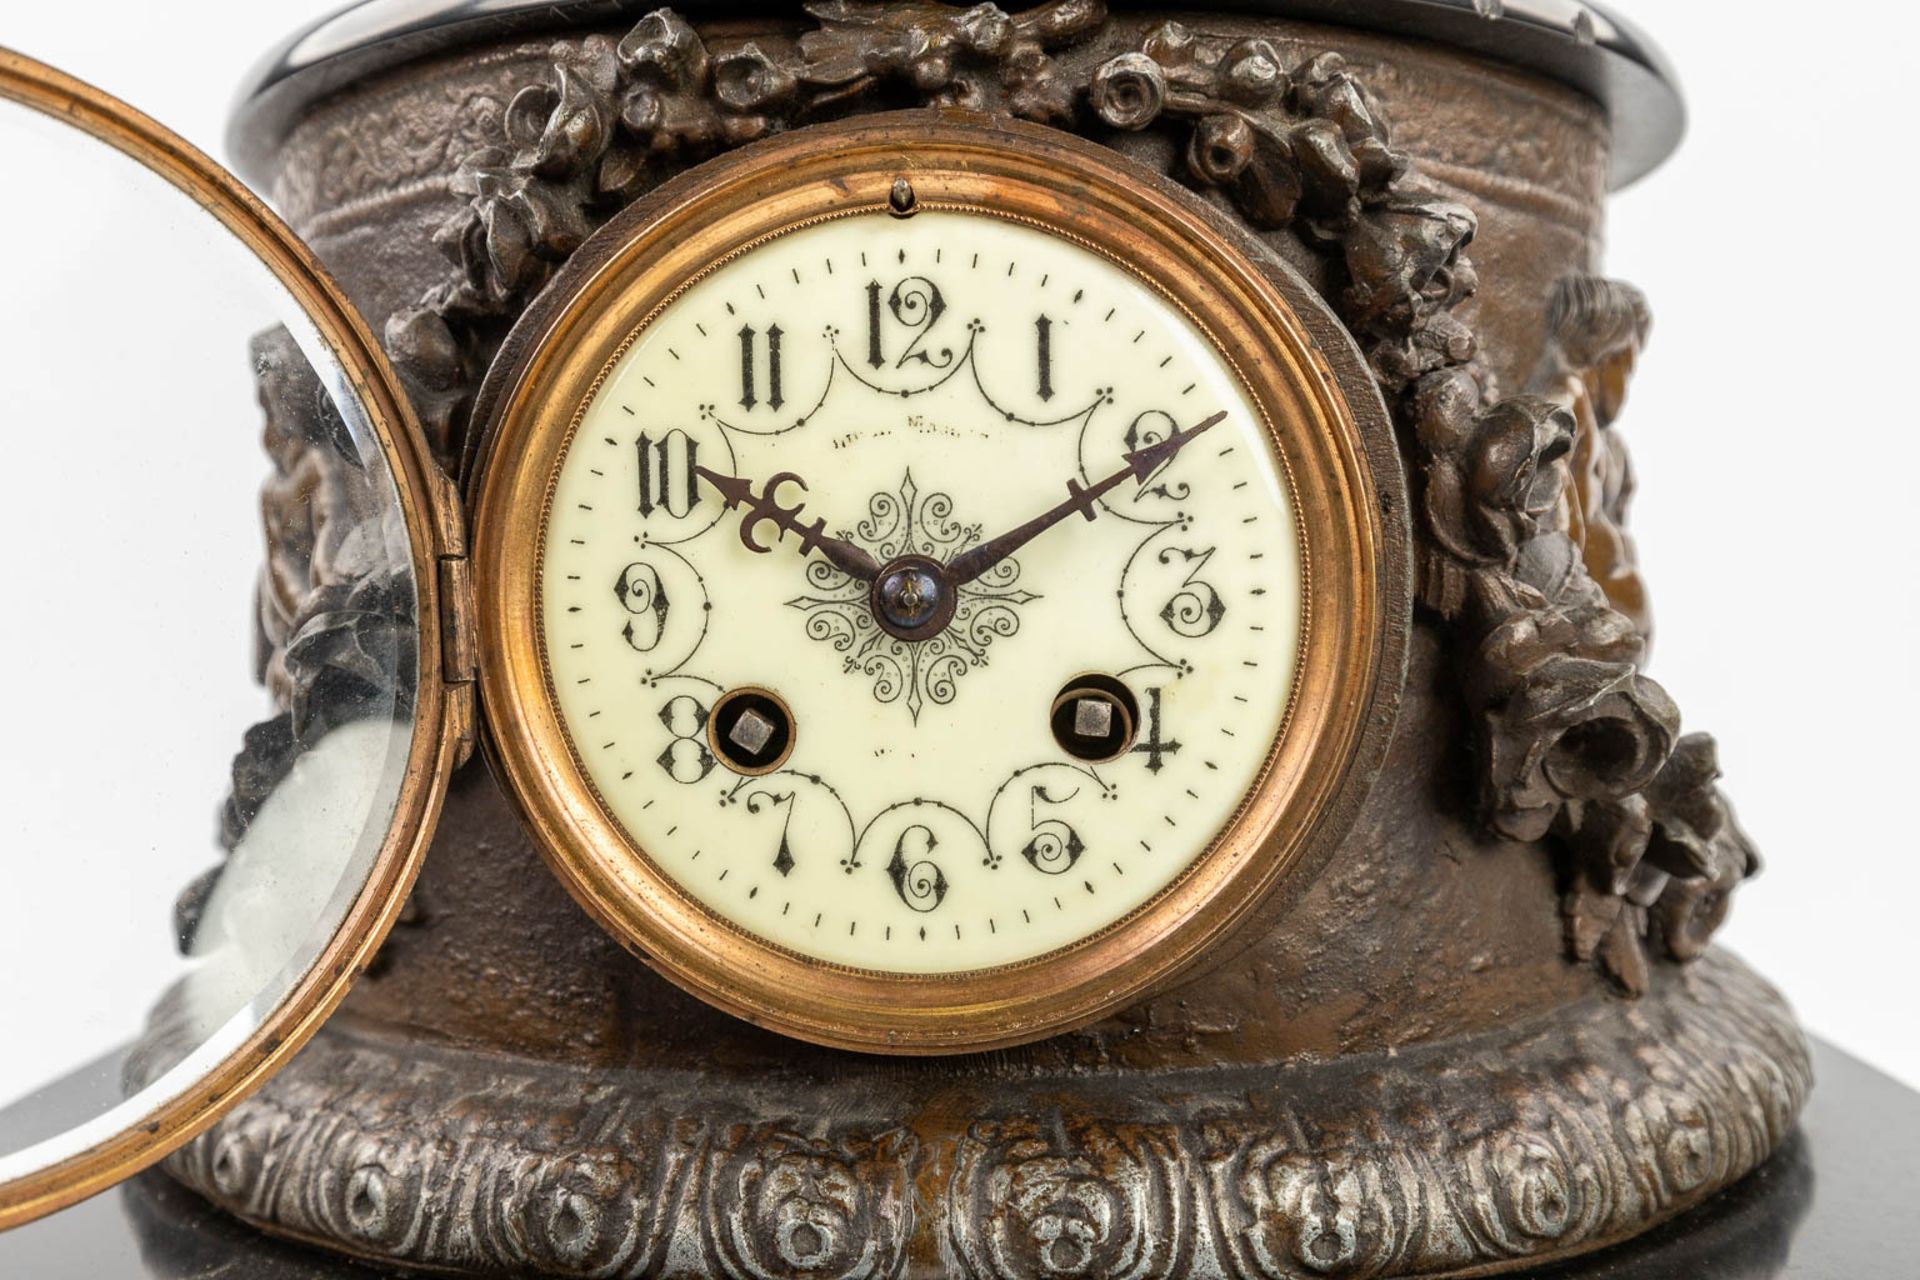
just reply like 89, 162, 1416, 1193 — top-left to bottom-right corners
386, 1, 1755, 993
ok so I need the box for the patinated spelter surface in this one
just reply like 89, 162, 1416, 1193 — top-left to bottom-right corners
266, 0, 1744, 1000
369, 3, 1748, 992
176, 3, 1811, 1275
168, 952, 1806, 1278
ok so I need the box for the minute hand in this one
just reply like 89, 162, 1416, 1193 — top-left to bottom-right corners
946, 410, 1227, 587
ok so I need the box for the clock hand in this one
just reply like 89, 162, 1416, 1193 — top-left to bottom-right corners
695, 465, 883, 581
946, 410, 1228, 586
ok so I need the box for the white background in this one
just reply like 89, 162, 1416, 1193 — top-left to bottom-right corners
2, 0, 1914, 1090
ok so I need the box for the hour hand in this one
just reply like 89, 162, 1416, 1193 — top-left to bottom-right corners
695, 465, 881, 581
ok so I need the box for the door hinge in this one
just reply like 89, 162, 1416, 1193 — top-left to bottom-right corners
429, 467, 477, 767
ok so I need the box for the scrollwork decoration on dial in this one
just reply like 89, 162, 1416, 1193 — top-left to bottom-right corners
983, 764, 1114, 875
613, 542, 711, 679
723, 768, 862, 880
786, 471, 1039, 723
853, 800, 986, 921
886, 834, 951, 916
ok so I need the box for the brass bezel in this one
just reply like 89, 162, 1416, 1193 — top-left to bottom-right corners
0, 51, 459, 1228
472, 115, 1391, 1054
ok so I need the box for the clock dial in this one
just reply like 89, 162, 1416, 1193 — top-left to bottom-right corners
474, 120, 1395, 1051
539, 210, 1303, 973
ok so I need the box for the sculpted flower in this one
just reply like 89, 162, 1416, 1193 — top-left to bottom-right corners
1289, 116, 1364, 225
1474, 599, 1677, 843
1006, 41, 1078, 123
616, 9, 709, 87
1218, 38, 1287, 106
714, 43, 798, 112
953, 2, 1016, 58
1651, 847, 1747, 963
520, 64, 613, 177
1419, 397, 1573, 600
1462, 400, 1576, 563
1289, 51, 1398, 184
616, 10, 730, 154
1642, 732, 1752, 880
1187, 113, 1254, 183
1343, 197, 1479, 340
1089, 51, 1167, 129
1140, 18, 1197, 70
798, 1, 1086, 111
1646, 734, 1760, 960
282, 552, 419, 740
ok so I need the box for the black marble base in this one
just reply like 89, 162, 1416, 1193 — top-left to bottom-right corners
2, 1039, 1913, 1278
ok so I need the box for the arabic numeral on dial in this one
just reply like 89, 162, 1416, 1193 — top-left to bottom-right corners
1020, 784, 1085, 875
635, 429, 700, 518
613, 561, 671, 652
866, 277, 951, 370
1130, 688, 1182, 774
886, 826, 948, 913
746, 788, 798, 877
655, 695, 715, 784
737, 324, 784, 411
1158, 546, 1227, 638
1123, 411, 1191, 503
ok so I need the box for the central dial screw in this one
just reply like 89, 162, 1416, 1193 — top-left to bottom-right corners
869, 554, 956, 642
878, 565, 940, 628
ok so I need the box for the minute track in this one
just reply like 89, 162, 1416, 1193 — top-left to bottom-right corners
531, 201, 1308, 988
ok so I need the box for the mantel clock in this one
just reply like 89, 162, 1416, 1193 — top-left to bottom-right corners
0, 3, 1811, 1277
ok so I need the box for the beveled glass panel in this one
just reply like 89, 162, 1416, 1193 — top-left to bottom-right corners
0, 56, 438, 1225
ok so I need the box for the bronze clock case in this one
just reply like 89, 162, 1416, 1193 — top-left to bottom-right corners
1, 3, 1816, 1272
150, 4, 1807, 1274
468, 114, 1411, 1054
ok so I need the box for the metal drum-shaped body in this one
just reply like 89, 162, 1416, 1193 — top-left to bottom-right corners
167, 4, 1808, 1275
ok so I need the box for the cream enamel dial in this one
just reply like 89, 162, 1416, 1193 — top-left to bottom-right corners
538, 210, 1303, 974
475, 120, 1391, 1052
